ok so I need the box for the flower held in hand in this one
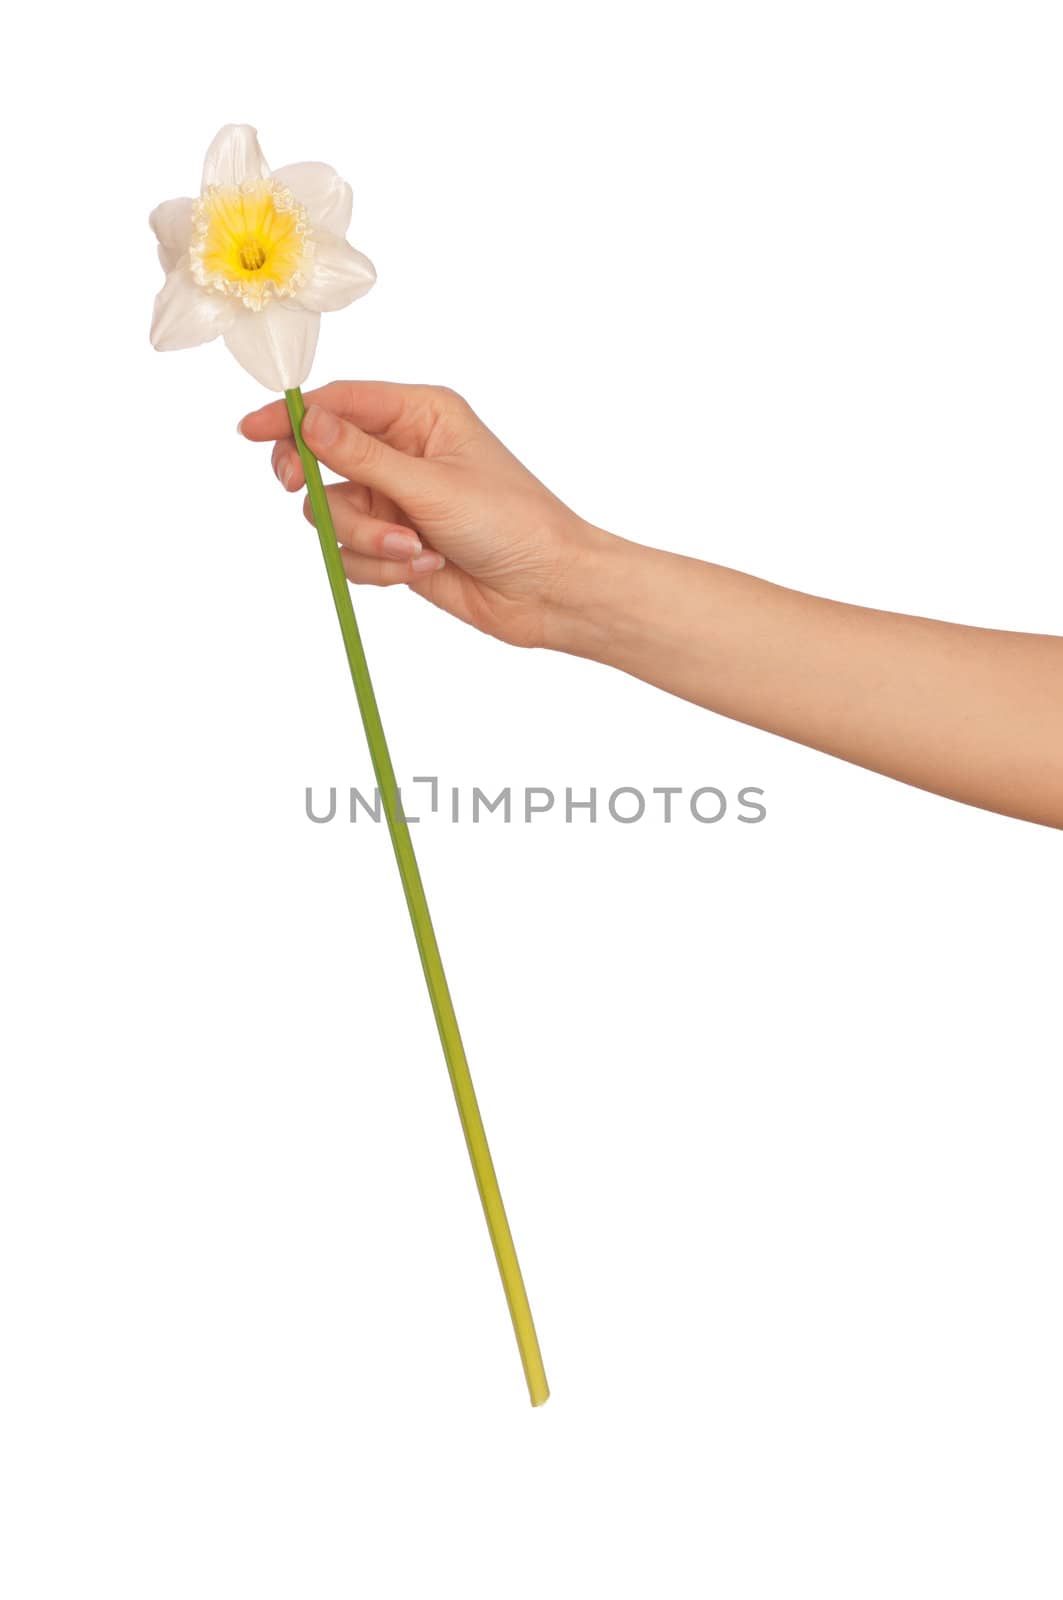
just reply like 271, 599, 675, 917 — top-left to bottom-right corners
148, 129, 548, 1405
149, 124, 376, 390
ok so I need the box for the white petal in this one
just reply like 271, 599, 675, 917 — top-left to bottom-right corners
201, 124, 270, 191
271, 162, 353, 235
223, 303, 320, 391
295, 232, 377, 313
149, 197, 195, 271
151, 265, 235, 351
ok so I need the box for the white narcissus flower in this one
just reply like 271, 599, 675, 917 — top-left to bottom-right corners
149, 125, 376, 391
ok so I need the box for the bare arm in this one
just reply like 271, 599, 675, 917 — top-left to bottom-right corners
551, 537, 1063, 828
239, 381, 1063, 830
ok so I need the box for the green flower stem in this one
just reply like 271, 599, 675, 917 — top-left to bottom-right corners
285, 387, 549, 1408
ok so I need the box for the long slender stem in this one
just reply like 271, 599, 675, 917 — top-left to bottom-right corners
285, 387, 549, 1407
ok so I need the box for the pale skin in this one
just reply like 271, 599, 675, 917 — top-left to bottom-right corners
238, 381, 1063, 830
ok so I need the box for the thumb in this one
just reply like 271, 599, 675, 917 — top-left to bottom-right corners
302, 403, 429, 502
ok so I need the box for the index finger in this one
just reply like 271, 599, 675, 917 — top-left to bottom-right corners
237, 380, 429, 444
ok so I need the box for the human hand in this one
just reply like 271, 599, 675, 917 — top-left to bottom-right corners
238, 380, 611, 648
238, 381, 1063, 827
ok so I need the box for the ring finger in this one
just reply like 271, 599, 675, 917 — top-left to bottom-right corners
303, 491, 444, 573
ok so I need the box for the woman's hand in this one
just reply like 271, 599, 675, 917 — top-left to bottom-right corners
239, 377, 1063, 827
238, 380, 609, 649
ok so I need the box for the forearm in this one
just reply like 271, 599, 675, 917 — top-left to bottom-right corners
549, 528, 1063, 828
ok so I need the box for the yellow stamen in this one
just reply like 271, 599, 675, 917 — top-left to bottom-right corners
239, 240, 267, 272
190, 181, 313, 310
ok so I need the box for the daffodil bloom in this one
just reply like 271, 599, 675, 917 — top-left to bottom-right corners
149, 124, 376, 390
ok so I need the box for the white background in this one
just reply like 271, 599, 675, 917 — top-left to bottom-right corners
2, 3, 1061, 1596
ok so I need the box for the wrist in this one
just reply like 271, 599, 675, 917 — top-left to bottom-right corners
542, 520, 639, 659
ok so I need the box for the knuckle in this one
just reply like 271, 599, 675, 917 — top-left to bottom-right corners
430, 384, 468, 413
308, 380, 345, 409
340, 422, 378, 471
273, 442, 296, 486
336, 518, 366, 552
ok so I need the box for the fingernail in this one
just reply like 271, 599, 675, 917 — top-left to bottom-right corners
281, 463, 295, 490
236, 419, 246, 437
382, 529, 422, 558
303, 404, 337, 445
410, 552, 445, 575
